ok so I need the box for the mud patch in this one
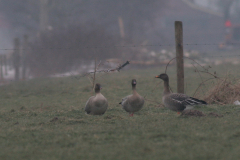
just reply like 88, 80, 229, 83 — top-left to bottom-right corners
181, 110, 206, 117
208, 112, 223, 117
50, 117, 58, 122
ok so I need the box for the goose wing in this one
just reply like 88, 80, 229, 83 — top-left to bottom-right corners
169, 93, 206, 106
119, 95, 131, 105
85, 96, 94, 114
168, 93, 189, 104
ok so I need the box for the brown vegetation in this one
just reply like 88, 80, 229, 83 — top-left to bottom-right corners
203, 75, 240, 105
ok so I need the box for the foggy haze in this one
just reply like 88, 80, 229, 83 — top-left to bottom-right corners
0, 0, 239, 78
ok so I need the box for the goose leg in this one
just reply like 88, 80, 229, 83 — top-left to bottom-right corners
129, 113, 134, 117
177, 112, 180, 115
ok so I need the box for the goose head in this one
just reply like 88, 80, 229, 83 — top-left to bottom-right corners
132, 79, 137, 87
155, 73, 169, 82
95, 83, 102, 93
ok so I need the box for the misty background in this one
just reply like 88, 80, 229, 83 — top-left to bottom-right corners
0, 0, 239, 79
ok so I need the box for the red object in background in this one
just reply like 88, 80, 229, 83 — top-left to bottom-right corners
225, 20, 232, 27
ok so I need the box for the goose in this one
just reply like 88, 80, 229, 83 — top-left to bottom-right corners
155, 73, 207, 113
85, 83, 108, 115
119, 79, 144, 116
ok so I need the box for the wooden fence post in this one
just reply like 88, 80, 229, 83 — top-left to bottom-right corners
4, 54, 7, 76
0, 55, 3, 80
175, 21, 184, 93
13, 38, 20, 81
118, 17, 125, 38
40, 0, 49, 33
22, 35, 28, 80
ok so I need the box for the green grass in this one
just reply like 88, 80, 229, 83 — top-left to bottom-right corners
1, 66, 240, 160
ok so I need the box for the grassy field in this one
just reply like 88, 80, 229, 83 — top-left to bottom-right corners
1, 65, 240, 160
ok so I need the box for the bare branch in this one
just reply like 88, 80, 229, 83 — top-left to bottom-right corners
193, 77, 216, 97
116, 61, 130, 71
165, 57, 176, 74
191, 63, 207, 96
96, 60, 101, 69
92, 58, 97, 93
165, 56, 208, 74
80, 60, 130, 78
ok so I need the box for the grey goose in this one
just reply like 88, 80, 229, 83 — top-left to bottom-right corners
85, 83, 108, 115
155, 73, 207, 113
119, 79, 144, 116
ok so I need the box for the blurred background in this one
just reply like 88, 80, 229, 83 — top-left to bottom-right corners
0, 0, 239, 81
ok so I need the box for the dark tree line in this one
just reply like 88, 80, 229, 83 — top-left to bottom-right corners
27, 25, 130, 76
0, 0, 168, 76
0, 0, 167, 41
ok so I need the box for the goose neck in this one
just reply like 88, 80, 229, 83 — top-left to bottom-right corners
163, 80, 170, 94
132, 86, 137, 95
95, 90, 100, 94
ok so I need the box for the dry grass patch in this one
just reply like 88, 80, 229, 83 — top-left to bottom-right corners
203, 76, 240, 105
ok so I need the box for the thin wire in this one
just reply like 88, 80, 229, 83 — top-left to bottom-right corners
1, 42, 240, 50
203, 54, 240, 57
